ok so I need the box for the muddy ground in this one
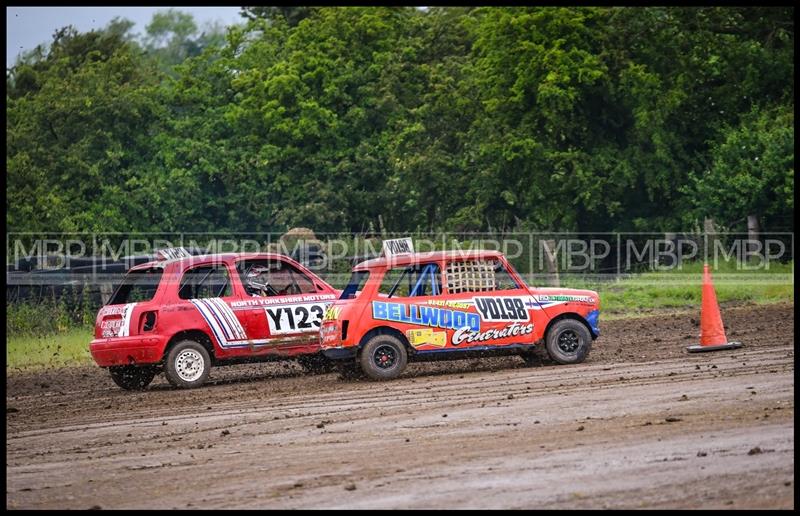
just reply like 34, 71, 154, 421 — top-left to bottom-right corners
6, 302, 795, 509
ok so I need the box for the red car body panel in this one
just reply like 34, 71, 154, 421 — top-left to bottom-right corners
90, 253, 338, 367
320, 250, 600, 357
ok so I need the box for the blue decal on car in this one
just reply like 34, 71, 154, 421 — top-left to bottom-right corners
586, 309, 600, 336
372, 301, 480, 332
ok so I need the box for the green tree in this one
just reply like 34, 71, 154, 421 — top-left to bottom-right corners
143, 9, 227, 71
5, 7, 794, 236
240, 6, 317, 26
686, 104, 794, 231
7, 21, 163, 233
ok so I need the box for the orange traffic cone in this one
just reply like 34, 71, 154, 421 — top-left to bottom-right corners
687, 264, 743, 352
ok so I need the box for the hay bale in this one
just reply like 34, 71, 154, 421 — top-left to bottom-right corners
281, 227, 317, 242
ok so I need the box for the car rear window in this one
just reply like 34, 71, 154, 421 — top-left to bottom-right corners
107, 268, 163, 305
340, 271, 369, 300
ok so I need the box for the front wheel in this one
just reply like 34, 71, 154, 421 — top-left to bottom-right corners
545, 319, 592, 365
164, 340, 211, 388
109, 365, 157, 390
359, 334, 408, 381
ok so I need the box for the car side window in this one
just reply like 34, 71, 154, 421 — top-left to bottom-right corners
445, 259, 520, 294
179, 265, 232, 299
236, 259, 316, 297
493, 261, 521, 291
379, 263, 442, 298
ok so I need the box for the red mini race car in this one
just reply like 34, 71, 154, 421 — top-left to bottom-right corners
90, 250, 338, 390
320, 243, 600, 380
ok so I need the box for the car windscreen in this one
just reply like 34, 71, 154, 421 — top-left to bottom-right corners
340, 271, 369, 300
107, 267, 163, 305
379, 263, 441, 298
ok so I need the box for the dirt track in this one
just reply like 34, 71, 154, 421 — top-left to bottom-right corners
6, 302, 795, 509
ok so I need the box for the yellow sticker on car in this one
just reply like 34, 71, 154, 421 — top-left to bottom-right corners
324, 306, 341, 321
406, 328, 447, 348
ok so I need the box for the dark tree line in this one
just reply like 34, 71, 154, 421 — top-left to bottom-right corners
6, 7, 794, 235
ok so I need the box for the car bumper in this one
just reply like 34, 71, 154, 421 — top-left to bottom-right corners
90, 335, 167, 367
321, 346, 358, 361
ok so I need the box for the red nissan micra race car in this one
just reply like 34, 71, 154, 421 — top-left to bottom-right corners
320, 245, 600, 380
90, 250, 338, 389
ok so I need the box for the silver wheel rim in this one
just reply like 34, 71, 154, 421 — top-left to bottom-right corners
175, 349, 204, 382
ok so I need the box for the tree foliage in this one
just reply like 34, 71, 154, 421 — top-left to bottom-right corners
143, 9, 226, 71
6, 7, 794, 234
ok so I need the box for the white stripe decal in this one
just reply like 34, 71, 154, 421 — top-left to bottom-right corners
213, 298, 245, 340
191, 300, 229, 346
201, 299, 236, 341
119, 303, 136, 337
209, 298, 246, 339
201, 299, 235, 340
191, 298, 249, 348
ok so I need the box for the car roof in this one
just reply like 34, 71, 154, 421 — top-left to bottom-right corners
353, 250, 504, 271
127, 252, 303, 272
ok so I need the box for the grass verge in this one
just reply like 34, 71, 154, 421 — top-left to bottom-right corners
589, 261, 793, 318
6, 328, 94, 371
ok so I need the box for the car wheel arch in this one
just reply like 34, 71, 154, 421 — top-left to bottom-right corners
358, 326, 412, 356
164, 329, 216, 364
544, 313, 597, 340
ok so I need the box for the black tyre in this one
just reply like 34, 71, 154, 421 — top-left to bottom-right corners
545, 319, 592, 364
109, 365, 157, 391
359, 334, 408, 381
297, 354, 337, 374
164, 340, 211, 388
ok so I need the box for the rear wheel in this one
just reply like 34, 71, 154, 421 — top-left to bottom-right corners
164, 340, 211, 388
109, 365, 157, 391
545, 319, 592, 364
359, 334, 408, 381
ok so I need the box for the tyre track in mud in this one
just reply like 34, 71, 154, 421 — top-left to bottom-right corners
6, 301, 792, 431
8, 347, 792, 460
9, 344, 791, 441
6, 302, 795, 509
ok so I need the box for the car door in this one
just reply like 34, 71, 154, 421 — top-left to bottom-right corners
178, 262, 251, 352
372, 261, 458, 350
233, 257, 336, 347
442, 258, 538, 348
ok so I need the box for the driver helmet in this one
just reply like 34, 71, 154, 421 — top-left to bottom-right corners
246, 265, 271, 295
